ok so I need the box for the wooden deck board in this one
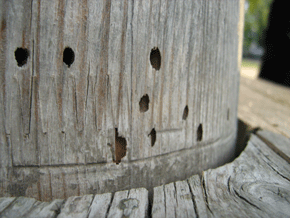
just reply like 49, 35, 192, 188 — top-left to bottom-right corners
238, 77, 290, 137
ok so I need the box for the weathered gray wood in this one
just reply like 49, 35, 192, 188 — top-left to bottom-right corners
151, 185, 165, 217
175, 180, 196, 217
0, 0, 241, 201
107, 188, 148, 218
238, 76, 290, 137
57, 195, 93, 218
152, 181, 196, 218
202, 134, 290, 217
23, 199, 64, 218
187, 175, 210, 218
87, 193, 112, 218
0, 198, 15, 214
257, 130, 290, 163
0, 197, 37, 217
1, 130, 290, 217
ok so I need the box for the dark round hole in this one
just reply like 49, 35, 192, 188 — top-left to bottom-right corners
150, 47, 161, 70
139, 94, 150, 112
148, 128, 156, 147
14, 48, 29, 67
197, 124, 203, 141
114, 128, 127, 165
63, 47, 75, 67
182, 105, 189, 120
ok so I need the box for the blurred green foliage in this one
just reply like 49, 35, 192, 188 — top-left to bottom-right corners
243, 0, 273, 54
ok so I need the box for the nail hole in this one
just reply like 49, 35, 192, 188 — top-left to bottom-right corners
114, 128, 127, 165
148, 128, 156, 147
14, 48, 29, 67
139, 94, 150, 112
227, 108, 230, 120
197, 124, 203, 141
182, 105, 189, 120
63, 47, 75, 67
150, 47, 161, 70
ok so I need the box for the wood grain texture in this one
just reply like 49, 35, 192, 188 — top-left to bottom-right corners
257, 129, 290, 163
58, 195, 94, 218
0, 0, 240, 200
87, 193, 112, 218
22, 199, 64, 218
0, 197, 16, 214
107, 188, 148, 218
0, 131, 290, 217
0, 197, 37, 217
238, 76, 290, 137
203, 133, 290, 218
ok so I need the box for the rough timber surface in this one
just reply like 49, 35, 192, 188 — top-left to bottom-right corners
239, 76, 290, 137
0, 0, 240, 200
1, 131, 289, 217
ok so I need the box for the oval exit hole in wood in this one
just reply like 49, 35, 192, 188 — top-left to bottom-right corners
63, 47, 75, 67
227, 108, 230, 120
197, 124, 203, 141
14, 48, 29, 67
148, 128, 156, 147
182, 105, 189, 120
150, 47, 161, 70
139, 94, 150, 112
115, 128, 127, 165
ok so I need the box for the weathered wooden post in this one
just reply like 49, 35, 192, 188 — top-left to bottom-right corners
0, 0, 241, 201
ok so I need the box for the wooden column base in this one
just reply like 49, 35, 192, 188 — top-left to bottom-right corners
1, 129, 289, 217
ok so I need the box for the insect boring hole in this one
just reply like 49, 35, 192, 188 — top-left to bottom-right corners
197, 124, 203, 141
14, 48, 29, 67
182, 105, 189, 120
150, 47, 161, 70
114, 128, 127, 165
227, 108, 230, 120
139, 94, 150, 112
63, 47, 75, 67
148, 128, 156, 147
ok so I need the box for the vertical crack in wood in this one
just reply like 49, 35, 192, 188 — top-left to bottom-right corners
86, 194, 95, 218
55, 198, 67, 216
85, 62, 90, 112
201, 174, 213, 214
105, 192, 115, 218
186, 179, 199, 218
116, 0, 128, 122
62, 171, 67, 199
227, 176, 231, 193
147, 188, 153, 218
173, 182, 177, 218
163, 185, 166, 216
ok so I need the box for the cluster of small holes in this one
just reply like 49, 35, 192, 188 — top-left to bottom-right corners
14, 43, 230, 154
15, 47, 75, 68
14, 48, 29, 67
